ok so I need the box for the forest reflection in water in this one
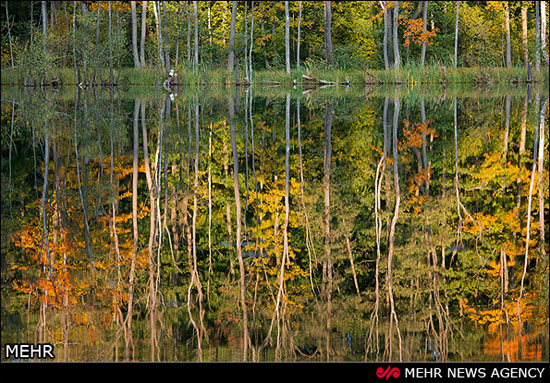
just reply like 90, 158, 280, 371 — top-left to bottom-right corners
1, 83, 548, 362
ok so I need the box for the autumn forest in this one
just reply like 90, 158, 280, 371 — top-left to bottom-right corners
0, 1, 549, 363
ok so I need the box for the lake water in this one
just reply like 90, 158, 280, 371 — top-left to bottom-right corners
1, 83, 548, 362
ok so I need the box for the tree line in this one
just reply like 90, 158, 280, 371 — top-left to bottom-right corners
2, 1, 549, 85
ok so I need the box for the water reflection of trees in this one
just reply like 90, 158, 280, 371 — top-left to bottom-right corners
1, 85, 548, 362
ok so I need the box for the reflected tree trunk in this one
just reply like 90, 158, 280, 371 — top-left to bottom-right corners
229, 93, 250, 360
386, 97, 403, 362
323, 101, 333, 360
537, 97, 548, 261
125, 99, 140, 361
517, 93, 541, 326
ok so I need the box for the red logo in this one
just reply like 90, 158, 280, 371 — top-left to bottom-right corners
376, 366, 401, 380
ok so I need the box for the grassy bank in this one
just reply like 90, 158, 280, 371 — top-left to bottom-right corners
1, 63, 548, 86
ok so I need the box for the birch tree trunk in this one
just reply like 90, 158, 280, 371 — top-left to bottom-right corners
454, 1, 459, 69
505, 2, 512, 67
131, 1, 141, 68
285, 1, 290, 74
297, 1, 302, 70
193, 1, 199, 71
228, 1, 237, 73
420, 1, 428, 67
249, 1, 254, 82
522, 4, 528, 67
140, 1, 147, 67
41, 1, 47, 55
541, 1, 548, 64
393, 0, 400, 69
536, 1, 540, 72
324, 1, 334, 68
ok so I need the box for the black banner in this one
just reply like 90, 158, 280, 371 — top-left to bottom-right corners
1, 361, 549, 382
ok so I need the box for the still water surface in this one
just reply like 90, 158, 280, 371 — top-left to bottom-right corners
1, 84, 548, 362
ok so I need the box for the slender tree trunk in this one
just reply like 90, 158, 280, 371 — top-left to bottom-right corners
5, 3, 14, 67
108, 1, 113, 84
505, 2, 512, 67
131, 1, 141, 68
393, 1, 400, 69
542, 1, 548, 64
228, 1, 237, 73
244, 1, 249, 81
297, 1, 302, 70
420, 1, 429, 67
249, 1, 254, 82
152, 1, 165, 69
141, 1, 147, 67
162, 1, 170, 74
380, 1, 390, 70
72, 1, 78, 84
454, 1, 459, 69
193, 1, 199, 71
41, 1, 47, 55
324, 1, 334, 68
522, 4, 528, 67
186, 1, 191, 65
536, 1, 540, 72
285, 1, 290, 74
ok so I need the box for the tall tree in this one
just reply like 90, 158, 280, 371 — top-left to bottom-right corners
536, 0, 540, 71
541, 1, 548, 64
228, 1, 237, 74
131, 1, 141, 68
505, 2, 512, 67
285, 1, 290, 74
324, 1, 334, 67
393, 0, 400, 69
420, 1, 429, 67
297, 1, 302, 70
454, 1, 459, 69
380, 1, 390, 70
140, 1, 147, 67
193, 1, 199, 71
522, 3, 528, 67
41, 1, 47, 52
